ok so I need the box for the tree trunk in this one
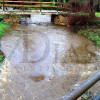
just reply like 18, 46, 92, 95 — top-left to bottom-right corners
89, 0, 95, 18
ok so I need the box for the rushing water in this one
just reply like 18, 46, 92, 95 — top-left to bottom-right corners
0, 15, 100, 100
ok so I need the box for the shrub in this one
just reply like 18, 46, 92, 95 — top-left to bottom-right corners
65, 14, 91, 26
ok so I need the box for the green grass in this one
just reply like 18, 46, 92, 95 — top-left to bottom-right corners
95, 12, 100, 18
26, 2, 61, 10
0, 23, 10, 36
78, 18, 100, 47
27, 7, 57, 10
78, 28, 100, 46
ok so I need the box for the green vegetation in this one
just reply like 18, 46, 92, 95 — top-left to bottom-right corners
74, 12, 89, 16
0, 55, 4, 64
95, 12, 100, 18
27, 7, 42, 10
58, 12, 89, 16
78, 28, 100, 46
27, 6, 57, 10
18, 15, 22, 18
26, 3, 58, 11
0, 22, 9, 65
0, 23, 10, 36
81, 91, 95, 100
78, 19, 100, 47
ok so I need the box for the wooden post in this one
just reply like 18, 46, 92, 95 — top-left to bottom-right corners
3, 0, 5, 11
40, 2, 42, 12
22, 0, 24, 11
36, 2, 37, 11
57, 3, 58, 12
51, 3, 52, 10
89, 0, 95, 18
20, 0, 21, 10
62, 3, 63, 11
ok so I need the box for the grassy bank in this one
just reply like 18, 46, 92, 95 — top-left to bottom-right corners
0, 22, 10, 64
0, 22, 10, 36
78, 19, 100, 47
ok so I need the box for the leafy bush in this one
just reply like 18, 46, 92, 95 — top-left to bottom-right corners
66, 15, 92, 26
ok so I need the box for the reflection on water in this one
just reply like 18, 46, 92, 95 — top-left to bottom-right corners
0, 15, 100, 100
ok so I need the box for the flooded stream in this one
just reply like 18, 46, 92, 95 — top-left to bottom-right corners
0, 15, 100, 100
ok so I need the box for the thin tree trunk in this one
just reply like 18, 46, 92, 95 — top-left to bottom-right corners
89, 0, 95, 18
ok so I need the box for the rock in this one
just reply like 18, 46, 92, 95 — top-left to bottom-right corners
54, 15, 67, 25
54, 16, 60, 25
59, 15, 67, 25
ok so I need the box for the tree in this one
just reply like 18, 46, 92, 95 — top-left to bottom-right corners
89, 0, 95, 18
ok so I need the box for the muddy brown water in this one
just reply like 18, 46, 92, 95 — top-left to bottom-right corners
0, 15, 100, 100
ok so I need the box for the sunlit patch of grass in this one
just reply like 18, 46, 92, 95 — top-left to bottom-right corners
95, 12, 100, 18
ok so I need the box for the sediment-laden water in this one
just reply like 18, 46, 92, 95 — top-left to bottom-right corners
0, 15, 100, 100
